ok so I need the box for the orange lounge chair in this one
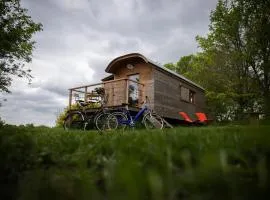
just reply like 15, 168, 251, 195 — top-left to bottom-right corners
195, 112, 213, 124
178, 112, 201, 125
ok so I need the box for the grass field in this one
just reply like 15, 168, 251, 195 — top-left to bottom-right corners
1, 125, 270, 199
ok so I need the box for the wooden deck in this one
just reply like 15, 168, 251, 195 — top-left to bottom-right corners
68, 78, 144, 110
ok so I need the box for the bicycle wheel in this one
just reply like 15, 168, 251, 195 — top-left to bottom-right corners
112, 112, 128, 130
143, 112, 164, 129
95, 113, 118, 131
64, 112, 84, 131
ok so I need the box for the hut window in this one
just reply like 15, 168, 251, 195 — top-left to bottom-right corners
128, 74, 140, 106
180, 86, 195, 104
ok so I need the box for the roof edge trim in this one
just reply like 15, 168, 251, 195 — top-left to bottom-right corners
105, 53, 148, 73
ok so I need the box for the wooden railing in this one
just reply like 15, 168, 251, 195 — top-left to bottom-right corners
68, 78, 144, 109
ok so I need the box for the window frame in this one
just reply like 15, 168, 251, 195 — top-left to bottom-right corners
189, 90, 195, 104
180, 85, 196, 104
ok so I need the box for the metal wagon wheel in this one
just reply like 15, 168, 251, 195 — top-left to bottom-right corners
63, 111, 85, 131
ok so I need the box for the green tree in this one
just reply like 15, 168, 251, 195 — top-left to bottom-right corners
166, 0, 270, 120
0, 0, 42, 93
200, 0, 270, 118
197, 0, 260, 119
242, 0, 270, 118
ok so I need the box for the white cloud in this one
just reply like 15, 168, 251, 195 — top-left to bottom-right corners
49, 0, 91, 11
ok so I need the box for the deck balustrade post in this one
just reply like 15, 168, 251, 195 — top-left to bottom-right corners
69, 89, 72, 110
84, 86, 87, 102
102, 83, 106, 106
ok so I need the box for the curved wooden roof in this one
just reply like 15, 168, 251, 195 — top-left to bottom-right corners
105, 53, 148, 73
105, 53, 205, 91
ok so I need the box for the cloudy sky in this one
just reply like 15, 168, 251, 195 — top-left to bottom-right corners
0, 0, 217, 126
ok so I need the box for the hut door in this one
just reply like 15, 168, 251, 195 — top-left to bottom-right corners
128, 74, 140, 106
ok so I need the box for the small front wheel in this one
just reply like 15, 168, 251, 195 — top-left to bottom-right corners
143, 112, 164, 129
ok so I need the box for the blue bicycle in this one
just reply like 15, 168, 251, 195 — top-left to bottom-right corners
111, 97, 164, 130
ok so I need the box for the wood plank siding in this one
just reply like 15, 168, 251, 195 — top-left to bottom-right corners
153, 68, 206, 119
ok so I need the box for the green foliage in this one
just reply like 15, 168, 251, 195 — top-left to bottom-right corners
164, 63, 176, 72
0, 0, 42, 93
1, 125, 270, 199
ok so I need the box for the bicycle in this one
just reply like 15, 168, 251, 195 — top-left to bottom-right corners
111, 96, 164, 130
63, 90, 117, 132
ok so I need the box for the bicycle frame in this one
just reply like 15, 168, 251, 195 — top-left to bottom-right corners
117, 105, 149, 127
